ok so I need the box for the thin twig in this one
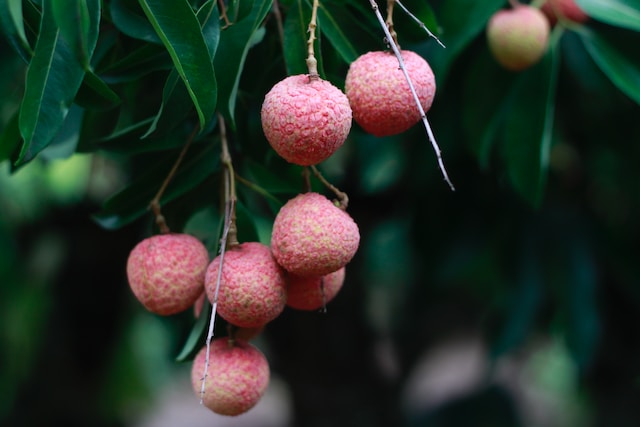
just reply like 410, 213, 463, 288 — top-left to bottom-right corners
149, 126, 199, 233
234, 172, 281, 205
367, 0, 455, 191
217, 0, 232, 28
310, 165, 349, 209
306, 0, 320, 78
385, 0, 398, 47
395, 0, 445, 48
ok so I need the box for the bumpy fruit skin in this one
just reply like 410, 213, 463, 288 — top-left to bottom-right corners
126, 233, 209, 315
486, 6, 550, 71
191, 338, 269, 416
542, 0, 589, 25
205, 242, 287, 328
261, 74, 352, 166
287, 267, 346, 311
271, 192, 359, 277
345, 50, 435, 137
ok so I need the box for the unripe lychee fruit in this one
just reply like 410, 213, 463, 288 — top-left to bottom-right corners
205, 242, 287, 328
287, 267, 346, 311
486, 5, 550, 71
261, 74, 352, 166
126, 233, 209, 315
541, 0, 589, 25
191, 338, 269, 416
345, 50, 435, 137
271, 192, 359, 277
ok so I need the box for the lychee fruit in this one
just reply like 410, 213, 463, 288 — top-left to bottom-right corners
205, 242, 287, 328
271, 192, 359, 277
191, 338, 269, 416
486, 5, 550, 71
287, 267, 346, 311
261, 74, 352, 166
345, 50, 436, 137
126, 233, 209, 315
541, 0, 589, 25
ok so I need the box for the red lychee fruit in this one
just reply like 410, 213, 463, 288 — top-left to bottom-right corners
126, 233, 209, 315
261, 74, 352, 166
541, 0, 589, 25
205, 242, 287, 328
191, 338, 269, 416
345, 50, 436, 137
287, 267, 346, 311
271, 192, 359, 277
486, 5, 550, 71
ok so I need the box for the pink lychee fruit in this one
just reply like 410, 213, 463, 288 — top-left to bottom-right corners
271, 192, 359, 277
126, 233, 209, 315
345, 50, 436, 137
191, 338, 269, 416
261, 74, 352, 166
205, 242, 287, 328
541, 0, 589, 25
287, 267, 346, 311
486, 5, 550, 71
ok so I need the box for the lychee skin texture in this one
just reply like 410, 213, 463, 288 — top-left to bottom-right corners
287, 267, 346, 311
191, 338, 269, 416
126, 234, 209, 316
541, 0, 589, 25
345, 50, 435, 137
205, 242, 287, 328
486, 6, 550, 71
261, 74, 352, 166
271, 193, 360, 277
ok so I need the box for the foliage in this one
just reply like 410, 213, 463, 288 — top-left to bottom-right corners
1, 0, 640, 426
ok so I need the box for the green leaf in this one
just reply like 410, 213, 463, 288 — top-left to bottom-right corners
214, 0, 273, 126
577, 0, 640, 31
317, 1, 358, 64
75, 70, 121, 111
174, 296, 210, 362
99, 44, 172, 83
92, 142, 220, 229
110, 0, 160, 43
283, 0, 315, 76
51, 0, 100, 69
579, 27, 640, 105
16, 0, 87, 166
0, 110, 21, 162
138, 0, 217, 130
501, 30, 561, 207
0, 0, 34, 61
143, 0, 221, 138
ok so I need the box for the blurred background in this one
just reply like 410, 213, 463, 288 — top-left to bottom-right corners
1, 0, 640, 426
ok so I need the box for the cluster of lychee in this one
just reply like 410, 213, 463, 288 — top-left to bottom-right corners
486, 0, 589, 71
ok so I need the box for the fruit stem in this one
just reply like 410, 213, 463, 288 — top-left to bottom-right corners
310, 165, 349, 210
219, 113, 239, 248
302, 167, 312, 193
385, 0, 399, 48
148, 125, 199, 233
306, 0, 320, 79
395, 0, 445, 48
217, 0, 232, 29
508, 0, 520, 8
367, 0, 455, 191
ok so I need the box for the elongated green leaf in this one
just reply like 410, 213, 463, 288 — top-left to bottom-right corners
579, 28, 640, 105
214, 0, 273, 126
0, 0, 33, 61
93, 142, 220, 229
17, 0, 87, 166
99, 44, 172, 83
577, 0, 640, 31
143, 0, 220, 138
502, 30, 561, 207
283, 0, 322, 76
175, 296, 210, 362
0, 110, 21, 162
138, 0, 217, 130
317, 2, 358, 64
110, 0, 160, 43
51, 0, 100, 69
75, 70, 121, 111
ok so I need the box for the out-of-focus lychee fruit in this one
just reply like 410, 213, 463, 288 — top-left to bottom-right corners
261, 74, 352, 166
486, 5, 550, 71
345, 50, 436, 137
271, 192, 359, 277
541, 0, 589, 25
287, 267, 346, 311
205, 242, 287, 328
126, 233, 209, 315
191, 338, 269, 416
